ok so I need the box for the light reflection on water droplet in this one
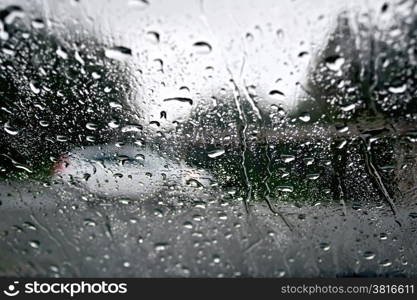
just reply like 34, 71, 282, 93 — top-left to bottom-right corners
307, 173, 320, 180
105, 46, 132, 61
340, 103, 356, 112
4, 122, 18, 135
388, 84, 407, 94
281, 154, 295, 163
325, 56, 345, 71
298, 113, 311, 122
363, 251, 375, 260
29, 240, 40, 249
207, 149, 225, 158
379, 259, 392, 267
319, 242, 331, 251
277, 185, 294, 193
154, 243, 168, 252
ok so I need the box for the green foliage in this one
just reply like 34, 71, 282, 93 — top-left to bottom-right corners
0, 6, 133, 179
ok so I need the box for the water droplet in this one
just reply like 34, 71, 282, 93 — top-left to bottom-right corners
379, 259, 392, 267
23, 222, 37, 231
325, 56, 345, 71
340, 103, 356, 112
269, 90, 285, 100
336, 125, 349, 133
207, 149, 225, 158
298, 112, 311, 122
105, 46, 132, 61
123, 261, 131, 268
319, 242, 331, 251
117, 195, 130, 205
183, 221, 193, 229
32, 18, 45, 29
29, 240, 40, 249
4, 122, 18, 135
92, 72, 101, 79
281, 154, 295, 163
147, 31, 160, 44
3, 6, 25, 25
193, 214, 203, 222
298, 51, 309, 58
276, 29, 284, 39
108, 120, 119, 128
154, 243, 168, 252
86, 123, 98, 131
29, 82, 40, 94
109, 102, 123, 109
153, 58, 164, 72
409, 212, 417, 219
307, 173, 320, 180
56, 135, 68, 142
245, 32, 254, 42
163, 97, 193, 105
56, 47, 68, 59
277, 185, 294, 193
218, 213, 227, 220
304, 158, 314, 166
128, 0, 149, 9
379, 233, 388, 240
84, 219, 97, 227
135, 154, 145, 161
49, 265, 59, 273
388, 84, 407, 94
336, 140, 347, 149
193, 41, 212, 54
121, 124, 142, 133
39, 120, 49, 127
363, 251, 375, 260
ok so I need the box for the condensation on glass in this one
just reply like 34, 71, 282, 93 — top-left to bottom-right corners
0, 0, 416, 277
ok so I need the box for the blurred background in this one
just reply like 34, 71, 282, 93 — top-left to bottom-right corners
0, 0, 416, 277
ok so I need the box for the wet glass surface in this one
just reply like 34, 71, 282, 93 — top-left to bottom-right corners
0, 0, 416, 277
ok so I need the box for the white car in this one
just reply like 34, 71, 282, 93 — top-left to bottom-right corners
53, 144, 214, 198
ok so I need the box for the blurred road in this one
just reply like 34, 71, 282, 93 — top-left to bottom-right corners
0, 180, 416, 277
